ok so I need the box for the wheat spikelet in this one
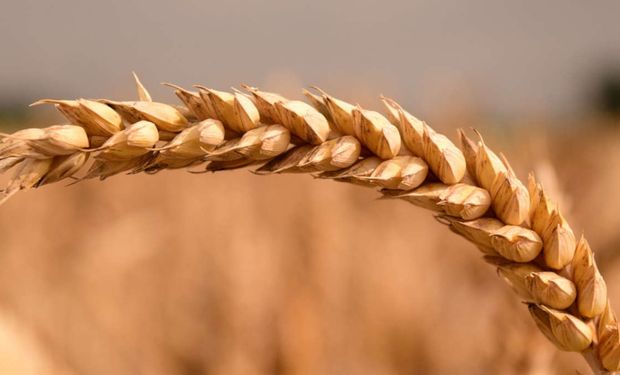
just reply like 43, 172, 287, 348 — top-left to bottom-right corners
1, 74, 617, 374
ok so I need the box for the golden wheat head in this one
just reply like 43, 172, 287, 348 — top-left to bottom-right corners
1, 74, 618, 374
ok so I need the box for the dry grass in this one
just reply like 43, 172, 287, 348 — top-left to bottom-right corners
0, 76, 619, 374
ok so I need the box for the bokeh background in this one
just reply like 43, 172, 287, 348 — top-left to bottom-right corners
1, 1, 620, 374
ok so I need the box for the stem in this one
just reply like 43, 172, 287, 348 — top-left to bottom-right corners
583, 348, 615, 375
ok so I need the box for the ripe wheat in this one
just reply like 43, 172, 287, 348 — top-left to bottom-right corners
0, 75, 617, 374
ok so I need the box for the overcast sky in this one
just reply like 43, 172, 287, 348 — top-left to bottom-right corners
1, 0, 619, 117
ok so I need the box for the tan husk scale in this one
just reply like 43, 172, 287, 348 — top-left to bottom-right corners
1, 75, 617, 374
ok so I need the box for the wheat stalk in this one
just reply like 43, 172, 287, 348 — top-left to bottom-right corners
0, 75, 618, 374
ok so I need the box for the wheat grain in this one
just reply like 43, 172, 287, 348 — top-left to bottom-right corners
0, 75, 618, 374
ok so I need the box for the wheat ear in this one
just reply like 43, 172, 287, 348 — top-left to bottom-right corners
1, 75, 618, 374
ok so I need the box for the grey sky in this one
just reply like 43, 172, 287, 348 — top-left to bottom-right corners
1, 0, 619, 116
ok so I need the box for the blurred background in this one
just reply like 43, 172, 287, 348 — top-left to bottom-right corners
1, 1, 620, 374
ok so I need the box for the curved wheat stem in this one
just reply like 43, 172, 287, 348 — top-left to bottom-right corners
1, 75, 618, 374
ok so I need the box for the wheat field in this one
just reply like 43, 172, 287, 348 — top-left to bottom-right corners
0, 78, 619, 374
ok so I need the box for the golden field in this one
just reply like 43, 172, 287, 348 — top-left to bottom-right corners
0, 113, 618, 374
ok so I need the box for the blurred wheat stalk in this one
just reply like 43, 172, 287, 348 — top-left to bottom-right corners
0, 74, 617, 374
